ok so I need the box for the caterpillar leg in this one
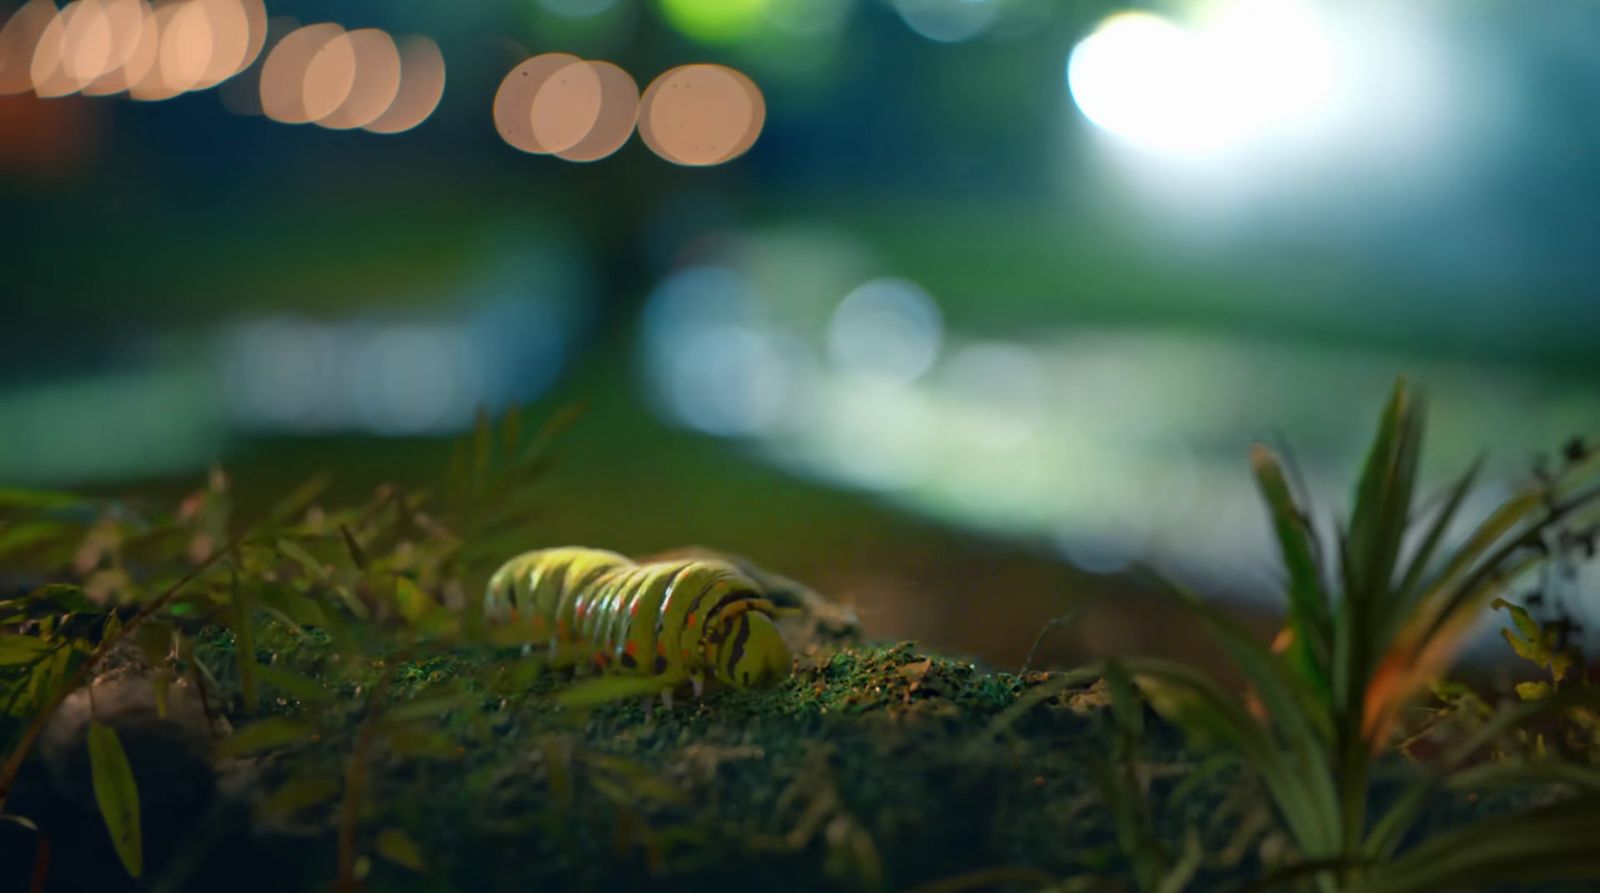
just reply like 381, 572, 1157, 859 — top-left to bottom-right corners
660, 689, 674, 711
691, 675, 704, 699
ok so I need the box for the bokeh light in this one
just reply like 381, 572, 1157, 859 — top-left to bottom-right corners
30, 1, 92, 97
554, 60, 637, 162
493, 52, 581, 154
656, 0, 767, 45
298, 27, 357, 124
637, 63, 764, 166
892, 0, 996, 44
360, 34, 444, 135
76, 0, 151, 95
316, 28, 400, 130
1067, 2, 1337, 158
0, 1, 58, 94
156, 0, 216, 95
258, 21, 342, 123
529, 58, 603, 154
825, 277, 943, 386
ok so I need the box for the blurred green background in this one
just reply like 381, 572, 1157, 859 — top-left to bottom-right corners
3, 0, 1597, 668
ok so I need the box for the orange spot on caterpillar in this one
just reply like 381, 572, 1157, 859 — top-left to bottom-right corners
681, 648, 690, 659
625, 640, 638, 656
657, 640, 667, 656
629, 600, 639, 616
687, 612, 696, 627
593, 651, 608, 668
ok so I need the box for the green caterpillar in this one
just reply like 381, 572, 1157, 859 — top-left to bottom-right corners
484, 547, 793, 699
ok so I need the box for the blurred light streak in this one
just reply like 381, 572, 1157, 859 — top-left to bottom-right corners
638, 63, 764, 165
825, 277, 943, 386
347, 325, 478, 435
892, 0, 997, 44
220, 287, 575, 436
361, 34, 443, 134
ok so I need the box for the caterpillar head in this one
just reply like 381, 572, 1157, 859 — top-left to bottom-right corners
712, 611, 791, 689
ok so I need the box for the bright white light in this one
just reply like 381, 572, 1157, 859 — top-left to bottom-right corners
826, 277, 943, 385
1067, 1, 1337, 158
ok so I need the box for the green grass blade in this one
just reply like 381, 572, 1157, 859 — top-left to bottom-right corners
554, 675, 671, 708
1359, 795, 1600, 893
87, 722, 142, 878
1389, 459, 1481, 621
1346, 378, 1419, 607
1250, 444, 1331, 676
1119, 656, 1337, 856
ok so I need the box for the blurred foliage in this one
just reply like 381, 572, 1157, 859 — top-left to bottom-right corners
0, 403, 574, 886
4, 385, 1600, 893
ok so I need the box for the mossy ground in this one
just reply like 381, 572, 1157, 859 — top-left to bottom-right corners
3, 618, 1579, 893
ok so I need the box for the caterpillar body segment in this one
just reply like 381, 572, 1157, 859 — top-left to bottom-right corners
485, 547, 793, 694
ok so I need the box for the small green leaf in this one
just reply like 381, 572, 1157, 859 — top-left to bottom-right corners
380, 727, 463, 760
101, 611, 122, 645
555, 675, 669, 708
217, 717, 317, 757
0, 521, 73, 558
275, 538, 328, 581
391, 576, 434, 625
339, 524, 368, 570
152, 672, 171, 719
0, 488, 83, 510
87, 722, 142, 878
255, 665, 333, 704
261, 776, 343, 818
133, 621, 173, 668
1515, 681, 1554, 700
375, 828, 427, 872
0, 634, 53, 665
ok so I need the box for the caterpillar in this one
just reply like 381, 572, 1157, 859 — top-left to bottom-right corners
484, 547, 793, 699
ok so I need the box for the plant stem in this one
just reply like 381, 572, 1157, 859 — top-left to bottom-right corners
334, 654, 403, 893
0, 537, 240, 812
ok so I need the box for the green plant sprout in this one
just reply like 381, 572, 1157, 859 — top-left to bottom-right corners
1053, 377, 1600, 892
